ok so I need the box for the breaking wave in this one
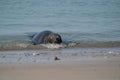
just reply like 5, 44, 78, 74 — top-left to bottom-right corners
0, 41, 120, 51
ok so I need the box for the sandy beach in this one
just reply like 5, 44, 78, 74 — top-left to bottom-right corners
0, 0, 120, 79
0, 56, 120, 80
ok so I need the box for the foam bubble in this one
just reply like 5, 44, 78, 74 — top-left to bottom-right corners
32, 52, 40, 56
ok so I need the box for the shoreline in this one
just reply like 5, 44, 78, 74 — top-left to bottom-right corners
0, 47, 120, 64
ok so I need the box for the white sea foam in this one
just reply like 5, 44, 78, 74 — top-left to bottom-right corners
41, 44, 66, 49
16, 43, 29, 48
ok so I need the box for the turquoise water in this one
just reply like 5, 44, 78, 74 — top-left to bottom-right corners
0, 0, 120, 49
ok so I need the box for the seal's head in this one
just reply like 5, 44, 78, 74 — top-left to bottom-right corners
44, 33, 62, 44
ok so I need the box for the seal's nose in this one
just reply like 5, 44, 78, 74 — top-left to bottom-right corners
54, 37, 61, 43
56, 38, 59, 41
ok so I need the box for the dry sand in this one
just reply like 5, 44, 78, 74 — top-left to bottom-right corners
0, 57, 120, 80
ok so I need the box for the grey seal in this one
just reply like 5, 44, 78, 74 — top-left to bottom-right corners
31, 31, 62, 45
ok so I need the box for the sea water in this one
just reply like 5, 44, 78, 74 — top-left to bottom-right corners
0, 0, 120, 50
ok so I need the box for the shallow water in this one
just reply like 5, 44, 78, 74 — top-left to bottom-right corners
0, 48, 120, 63
0, 0, 120, 50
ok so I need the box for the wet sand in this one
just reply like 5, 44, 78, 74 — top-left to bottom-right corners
0, 57, 120, 80
0, 48, 120, 80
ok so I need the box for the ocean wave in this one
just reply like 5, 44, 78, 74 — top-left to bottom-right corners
0, 41, 120, 51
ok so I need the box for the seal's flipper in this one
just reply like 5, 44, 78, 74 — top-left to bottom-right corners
27, 33, 37, 39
